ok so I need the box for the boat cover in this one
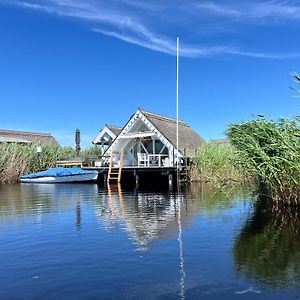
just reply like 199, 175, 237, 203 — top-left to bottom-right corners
20, 167, 97, 179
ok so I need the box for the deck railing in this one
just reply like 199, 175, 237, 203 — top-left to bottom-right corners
95, 154, 171, 168
138, 154, 169, 167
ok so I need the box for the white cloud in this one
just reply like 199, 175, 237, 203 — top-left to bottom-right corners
195, 2, 240, 17
249, 0, 300, 20
195, 0, 300, 21
93, 28, 236, 58
225, 49, 300, 59
5, 0, 300, 59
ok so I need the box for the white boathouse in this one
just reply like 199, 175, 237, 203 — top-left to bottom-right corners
97, 108, 204, 168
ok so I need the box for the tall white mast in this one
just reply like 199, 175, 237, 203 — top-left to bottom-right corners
176, 37, 185, 299
176, 37, 179, 174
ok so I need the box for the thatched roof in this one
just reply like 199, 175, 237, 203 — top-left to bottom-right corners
210, 139, 230, 145
0, 129, 59, 146
106, 124, 122, 136
140, 109, 205, 154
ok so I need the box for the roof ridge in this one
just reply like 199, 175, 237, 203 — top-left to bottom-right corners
106, 124, 122, 129
0, 129, 52, 137
139, 108, 189, 127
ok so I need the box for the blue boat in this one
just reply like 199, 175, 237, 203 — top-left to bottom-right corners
20, 167, 98, 183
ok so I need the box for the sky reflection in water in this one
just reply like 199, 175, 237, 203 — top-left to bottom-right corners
0, 183, 299, 299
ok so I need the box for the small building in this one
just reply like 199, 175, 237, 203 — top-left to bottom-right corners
100, 108, 205, 168
92, 124, 122, 152
0, 129, 59, 146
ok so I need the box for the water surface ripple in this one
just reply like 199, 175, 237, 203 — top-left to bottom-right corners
0, 183, 299, 299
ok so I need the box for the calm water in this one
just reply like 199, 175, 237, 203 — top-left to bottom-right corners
0, 183, 299, 299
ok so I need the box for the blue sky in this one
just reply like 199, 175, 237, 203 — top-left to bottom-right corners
1, 0, 300, 147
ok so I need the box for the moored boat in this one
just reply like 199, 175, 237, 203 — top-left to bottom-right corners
20, 167, 98, 183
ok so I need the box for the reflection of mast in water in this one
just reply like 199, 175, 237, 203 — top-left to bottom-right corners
176, 190, 186, 300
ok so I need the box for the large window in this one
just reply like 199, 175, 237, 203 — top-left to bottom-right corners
141, 139, 153, 153
140, 139, 168, 155
155, 140, 168, 154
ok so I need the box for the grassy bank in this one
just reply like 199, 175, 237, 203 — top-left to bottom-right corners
190, 143, 247, 186
227, 117, 300, 206
0, 143, 101, 184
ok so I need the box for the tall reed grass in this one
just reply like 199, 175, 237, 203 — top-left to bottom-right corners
0, 143, 100, 184
227, 117, 300, 205
190, 143, 246, 186
80, 145, 102, 156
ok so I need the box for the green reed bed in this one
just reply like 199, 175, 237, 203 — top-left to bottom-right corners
190, 142, 246, 186
0, 143, 78, 184
227, 117, 300, 206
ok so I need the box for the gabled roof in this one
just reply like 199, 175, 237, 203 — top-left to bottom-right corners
92, 124, 122, 145
106, 124, 122, 136
0, 129, 59, 146
104, 108, 205, 156
139, 109, 205, 154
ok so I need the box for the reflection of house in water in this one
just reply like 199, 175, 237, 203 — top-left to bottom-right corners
93, 186, 191, 297
93, 184, 252, 248
94, 186, 201, 247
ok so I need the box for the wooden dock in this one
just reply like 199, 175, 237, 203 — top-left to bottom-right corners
82, 165, 189, 187
57, 152, 190, 187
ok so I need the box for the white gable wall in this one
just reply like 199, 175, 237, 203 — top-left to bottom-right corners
104, 109, 183, 167
93, 125, 117, 145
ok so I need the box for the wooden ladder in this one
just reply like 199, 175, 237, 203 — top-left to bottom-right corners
107, 149, 124, 184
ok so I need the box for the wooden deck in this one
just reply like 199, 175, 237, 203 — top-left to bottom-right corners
57, 154, 189, 186
82, 165, 188, 187
83, 166, 177, 172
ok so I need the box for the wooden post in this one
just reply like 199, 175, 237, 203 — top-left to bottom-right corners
118, 149, 124, 183
152, 138, 155, 155
107, 151, 114, 184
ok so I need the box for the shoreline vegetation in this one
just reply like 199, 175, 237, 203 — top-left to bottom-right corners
193, 73, 300, 206
1, 116, 300, 208
190, 143, 249, 186
227, 117, 300, 206
1, 75, 299, 207
2, 118, 300, 207
0, 143, 101, 184
192, 116, 300, 206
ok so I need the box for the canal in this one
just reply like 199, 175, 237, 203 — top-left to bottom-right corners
0, 183, 299, 299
